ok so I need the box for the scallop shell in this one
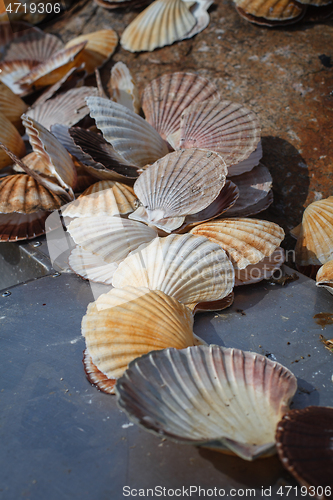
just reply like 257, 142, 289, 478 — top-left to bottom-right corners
0, 60, 38, 95
190, 218, 285, 269
316, 260, 333, 295
183, 0, 213, 39
109, 62, 140, 114
3, 30, 63, 62
67, 216, 157, 265
228, 141, 263, 177
226, 163, 273, 217
176, 100, 261, 167
83, 349, 118, 394
0, 82, 28, 129
82, 286, 197, 393
141, 72, 220, 141
116, 345, 297, 460
69, 246, 119, 284
235, 247, 285, 286
295, 196, 333, 266
26, 87, 98, 130
86, 97, 169, 168
129, 149, 228, 232
12, 151, 52, 176
17, 42, 86, 89
64, 29, 118, 75
233, 0, 304, 20
112, 234, 235, 310
120, 0, 196, 53
0, 174, 62, 214
22, 115, 77, 200
0, 112, 26, 170
0, 210, 49, 241
235, 4, 306, 25
275, 406, 333, 495
62, 180, 137, 218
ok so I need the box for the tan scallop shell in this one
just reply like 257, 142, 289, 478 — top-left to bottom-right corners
316, 260, 333, 295
116, 345, 297, 460
0, 82, 28, 129
26, 86, 98, 130
0, 210, 49, 241
112, 234, 235, 310
226, 163, 273, 217
22, 115, 77, 199
12, 151, 52, 177
62, 181, 137, 218
120, 0, 196, 53
235, 247, 285, 286
67, 216, 157, 265
64, 30, 118, 75
129, 149, 228, 232
17, 42, 87, 89
233, 0, 303, 20
141, 72, 220, 141
235, 4, 306, 26
190, 218, 285, 269
295, 196, 333, 266
175, 100, 261, 167
0, 112, 26, 170
86, 96, 169, 168
82, 286, 197, 391
109, 62, 140, 114
0, 59, 40, 95
0, 174, 62, 214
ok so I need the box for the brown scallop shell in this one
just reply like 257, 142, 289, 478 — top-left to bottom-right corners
233, 0, 304, 20
316, 260, 333, 295
141, 72, 220, 141
276, 406, 333, 498
0, 82, 28, 129
0, 210, 50, 241
235, 247, 285, 286
64, 30, 118, 75
190, 218, 285, 269
0, 112, 26, 170
0, 59, 38, 95
227, 141, 262, 177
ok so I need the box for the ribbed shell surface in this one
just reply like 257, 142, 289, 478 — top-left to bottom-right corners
112, 234, 235, 308
177, 100, 261, 166
109, 61, 140, 114
0, 174, 62, 213
141, 72, 220, 140
0, 112, 26, 169
190, 218, 284, 269
82, 286, 195, 382
120, 0, 196, 53
62, 180, 137, 218
130, 149, 227, 231
86, 97, 169, 167
233, 0, 303, 19
3, 31, 63, 62
116, 345, 297, 460
69, 246, 118, 284
228, 141, 262, 177
295, 196, 333, 266
0, 59, 38, 95
0, 210, 49, 241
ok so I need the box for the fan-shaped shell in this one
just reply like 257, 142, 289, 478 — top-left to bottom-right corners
0, 210, 49, 241
176, 100, 261, 167
295, 197, 333, 266
26, 86, 98, 130
82, 286, 197, 392
69, 246, 118, 284
226, 163, 273, 217
190, 218, 285, 269
67, 216, 157, 265
0, 174, 62, 214
112, 234, 235, 309
64, 29, 118, 75
235, 247, 285, 286
233, 0, 303, 20
62, 180, 137, 218
141, 72, 220, 141
0, 60, 40, 95
0, 82, 28, 128
86, 97, 169, 167
22, 115, 76, 199
276, 407, 333, 495
109, 62, 140, 114
0, 112, 26, 170
120, 0, 196, 53
316, 260, 333, 295
129, 149, 228, 232
116, 345, 297, 460
17, 42, 86, 89
3, 30, 63, 62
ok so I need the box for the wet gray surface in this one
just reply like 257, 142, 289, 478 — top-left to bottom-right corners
0, 257, 332, 499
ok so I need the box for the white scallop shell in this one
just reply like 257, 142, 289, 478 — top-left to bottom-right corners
109, 62, 140, 114
69, 246, 118, 284
112, 233, 235, 309
86, 97, 169, 167
115, 345, 297, 460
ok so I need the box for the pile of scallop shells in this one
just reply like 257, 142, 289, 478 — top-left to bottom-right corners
1, 19, 332, 487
